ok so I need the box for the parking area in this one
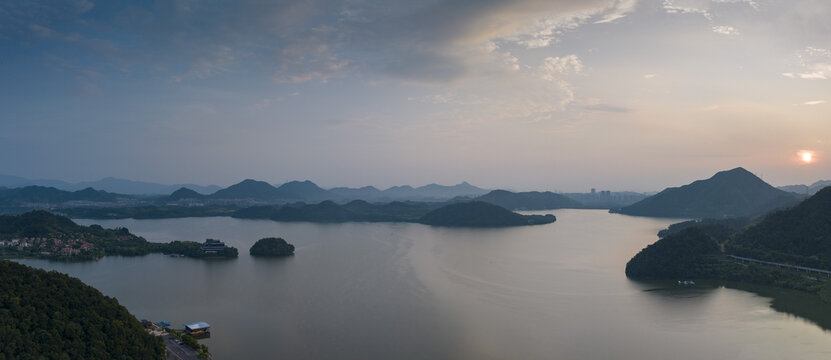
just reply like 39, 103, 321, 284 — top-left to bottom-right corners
163, 335, 202, 360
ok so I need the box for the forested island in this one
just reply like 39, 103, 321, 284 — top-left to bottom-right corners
0, 211, 238, 261
250, 237, 295, 257
0, 260, 165, 359
418, 201, 556, 227
626, 186, 831, 302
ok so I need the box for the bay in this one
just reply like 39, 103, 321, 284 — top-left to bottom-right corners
16, 210, 831, 359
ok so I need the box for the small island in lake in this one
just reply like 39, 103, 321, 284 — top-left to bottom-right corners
250, 237, 295, 257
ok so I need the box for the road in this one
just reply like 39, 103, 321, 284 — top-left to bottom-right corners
163, 335, 202, 360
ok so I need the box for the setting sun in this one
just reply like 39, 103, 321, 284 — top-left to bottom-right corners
799, 150, 815, 164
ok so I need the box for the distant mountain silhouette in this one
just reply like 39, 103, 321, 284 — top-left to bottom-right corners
329, 186, 383, 200
330, 182, 488, 201
475, 190, 582, 210
168, 187, 205, 201
210, 179, 281, 200
728, 186, 831, 267
615, 167, 802, 218
274, 180, 331, 201
418, 201, 556, 227
0, 186, 122, 205
0, 174, 220, 195
779, 180, 831, 195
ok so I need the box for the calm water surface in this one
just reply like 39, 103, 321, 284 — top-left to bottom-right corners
17, 210, 831, 359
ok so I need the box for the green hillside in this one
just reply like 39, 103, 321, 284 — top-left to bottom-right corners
0, 260, 164, 359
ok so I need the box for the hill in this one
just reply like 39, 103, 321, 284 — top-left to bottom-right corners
0, 260, 164, 358
0, 174, 220, 195
0, 186, 122, 206
274, 180, 331, 201
626, 189, 831, 301
210, 179, 281, 200
330, 182, 488, 202
418, 201, 556, 227
728, 186, 831, 268
250, 237, 295, 257
615, 167, 802, 218
168, 187, 205, 201
233, 200, 435, 223
779, 180, 831, 195
475, 190, 582, 210
625, 227, 722, 279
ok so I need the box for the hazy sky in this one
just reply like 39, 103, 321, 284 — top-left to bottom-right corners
1, 0, 829, 192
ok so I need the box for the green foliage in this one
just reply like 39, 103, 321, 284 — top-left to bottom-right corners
657, 217, 752, 241
418, 201, 556, 227
0, 260, 164, 359
625, 228, 721, 279
181, 334, 199, 349
728, 186, 831, 268
250, 237, 295, 257
0, 210, 82, 238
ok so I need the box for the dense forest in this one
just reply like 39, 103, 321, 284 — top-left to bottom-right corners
728, 186, 831, 268
0, 260, 165, 359
625, 228, 722, 279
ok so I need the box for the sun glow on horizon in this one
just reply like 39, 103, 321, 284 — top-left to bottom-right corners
798, 150, 815, 164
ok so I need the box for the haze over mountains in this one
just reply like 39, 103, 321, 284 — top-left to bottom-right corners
0, 174, 221, 195
614, 167, 804, 219
779, 180, 831, 196
2, 168, 826, 219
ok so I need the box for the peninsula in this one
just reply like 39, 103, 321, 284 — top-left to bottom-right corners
625, 186, 831, 302
0, 211, 238, 261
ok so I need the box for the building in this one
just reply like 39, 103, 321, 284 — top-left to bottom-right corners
184, 322, 211, 335
200, 239, 227, 253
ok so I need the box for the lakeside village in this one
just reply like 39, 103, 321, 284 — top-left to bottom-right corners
0, 232, 237, 260
0, 233, 99, 256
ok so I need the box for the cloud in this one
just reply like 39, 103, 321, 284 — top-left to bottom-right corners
539, 55, 584, 80
785, 47, 831, 80
803, 100, 826, 105
644, 73, 657, 79
712, 25, 739, 36
583, 104, 631, 113
1, 0, 640, 85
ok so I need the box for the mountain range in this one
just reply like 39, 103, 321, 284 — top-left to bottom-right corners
0, 174, 220, 195
779, 180, 831, 195
614, 167, 803, 219
474, 190, 582, 210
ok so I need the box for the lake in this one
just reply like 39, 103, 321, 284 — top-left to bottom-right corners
16, 210, 831, 359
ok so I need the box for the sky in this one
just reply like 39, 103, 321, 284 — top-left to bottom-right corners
1, 0, 829, 192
